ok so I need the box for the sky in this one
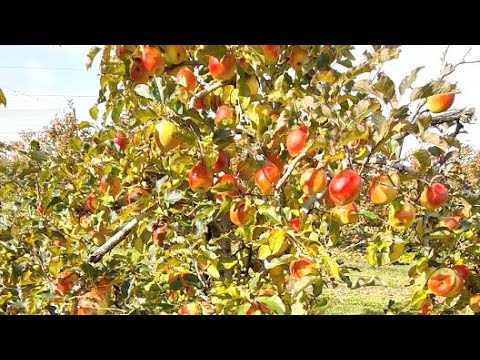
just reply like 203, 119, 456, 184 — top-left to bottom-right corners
1, 45, 479, 149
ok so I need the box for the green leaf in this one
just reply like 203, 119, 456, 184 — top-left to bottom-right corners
134, 108, 158, 123
193, 219, 207, 239
78, 121, 92, 129
29, 150, 48, 162
351, 99, 381, 122
219, 256, 237, 270
258, 205, 282, 225
416, 113, 432, 133
0, 183, 14, 199
112, 101, 125, 124
327, 220, 340, 247
86, 46, 101, 70
237, 303, 252, 315
70, 136, 82, 151
206, 264, 220, 279
0, 88, 6, 107
399, 66, 424, 96
164, 190, 185, 205
345, 275, 384, 289
361, 209, 379, 220
411, 81, 457, 101
374, 74, 396, 103
257, 295, 286, 315
268, 229, 287, 255
311, 70, 337, 85
257, 245, 271, 260
89, 105, 99, 120
132, 236, 144, 253
134, 84, 155, 100
412, 149, 431, 175
216, 197, 232, 219
420, 131, 448, 152
428, 146, 444, 157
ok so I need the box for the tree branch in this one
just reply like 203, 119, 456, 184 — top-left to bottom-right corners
301, 191, 326, 214
275, 152, 306, 190
88, 209, 154, 263
438, 47, 480, 80
431, 107, 475, 126
368, 157, 418, 175
187, 82, 223, 109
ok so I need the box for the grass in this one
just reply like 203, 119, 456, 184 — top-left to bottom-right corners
322, 252, 412, 315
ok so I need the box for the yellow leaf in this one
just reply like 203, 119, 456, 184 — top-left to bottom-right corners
258, 244, 272, 260
269, 229, 288, 256
207, 264, 220, 279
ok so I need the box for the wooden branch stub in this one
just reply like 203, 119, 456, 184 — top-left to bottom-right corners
88, 209, 153, 263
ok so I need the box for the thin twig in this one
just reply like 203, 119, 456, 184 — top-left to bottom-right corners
187, 82, 223, 109
275, 152, 306, 190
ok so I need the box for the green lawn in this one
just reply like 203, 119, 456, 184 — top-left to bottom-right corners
322, 252, 412, 314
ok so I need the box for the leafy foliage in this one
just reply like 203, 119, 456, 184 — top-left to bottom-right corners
0, 45, 479, 315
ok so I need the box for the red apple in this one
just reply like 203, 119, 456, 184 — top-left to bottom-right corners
115, 45, 127, 58
95, 276, 113, 296
189, 161, 213, 192
469, 294, 480, 313
291, 217, 302, 231
261, 45, 281, 65
85, 193, 98, 213
77, 290, 108, 315
323, 191, 336, 209
255, 164, 281, 195
332, 202, 359, 225
289, 258, 317, 279
113, 131, 129, 150
328, 169, 362, 206
437, 217, 459, 231
215, 105, 235, 128
215, 174, 240, 200
212, 149, 229, 173
179, 302, 200, 315
452, 264, 470, 280
176, 67, 197, 93
300, 168, 327, 195
368, 173, 400, 205
130, 61, 150, 83
165, 45, 187, 65
266, 154, 284, 173
427, 93, 455, 113
230, 202, 253, 226
289, 46, 309, 71
388, 201, 416, 230
420, 183, 448, 210
50, 271, 79, 296
99, 175, 121, 197
141, 46, 165, 74
208, 54, 236, 81
427, 267, 464, 298
80, 214, 91, 230
127, 188, 150, 211
286, 126, 308, 157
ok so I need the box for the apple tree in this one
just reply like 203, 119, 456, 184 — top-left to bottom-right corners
1, 44, 479, 315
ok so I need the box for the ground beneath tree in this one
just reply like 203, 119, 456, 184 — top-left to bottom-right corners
322, 252, 412, 314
